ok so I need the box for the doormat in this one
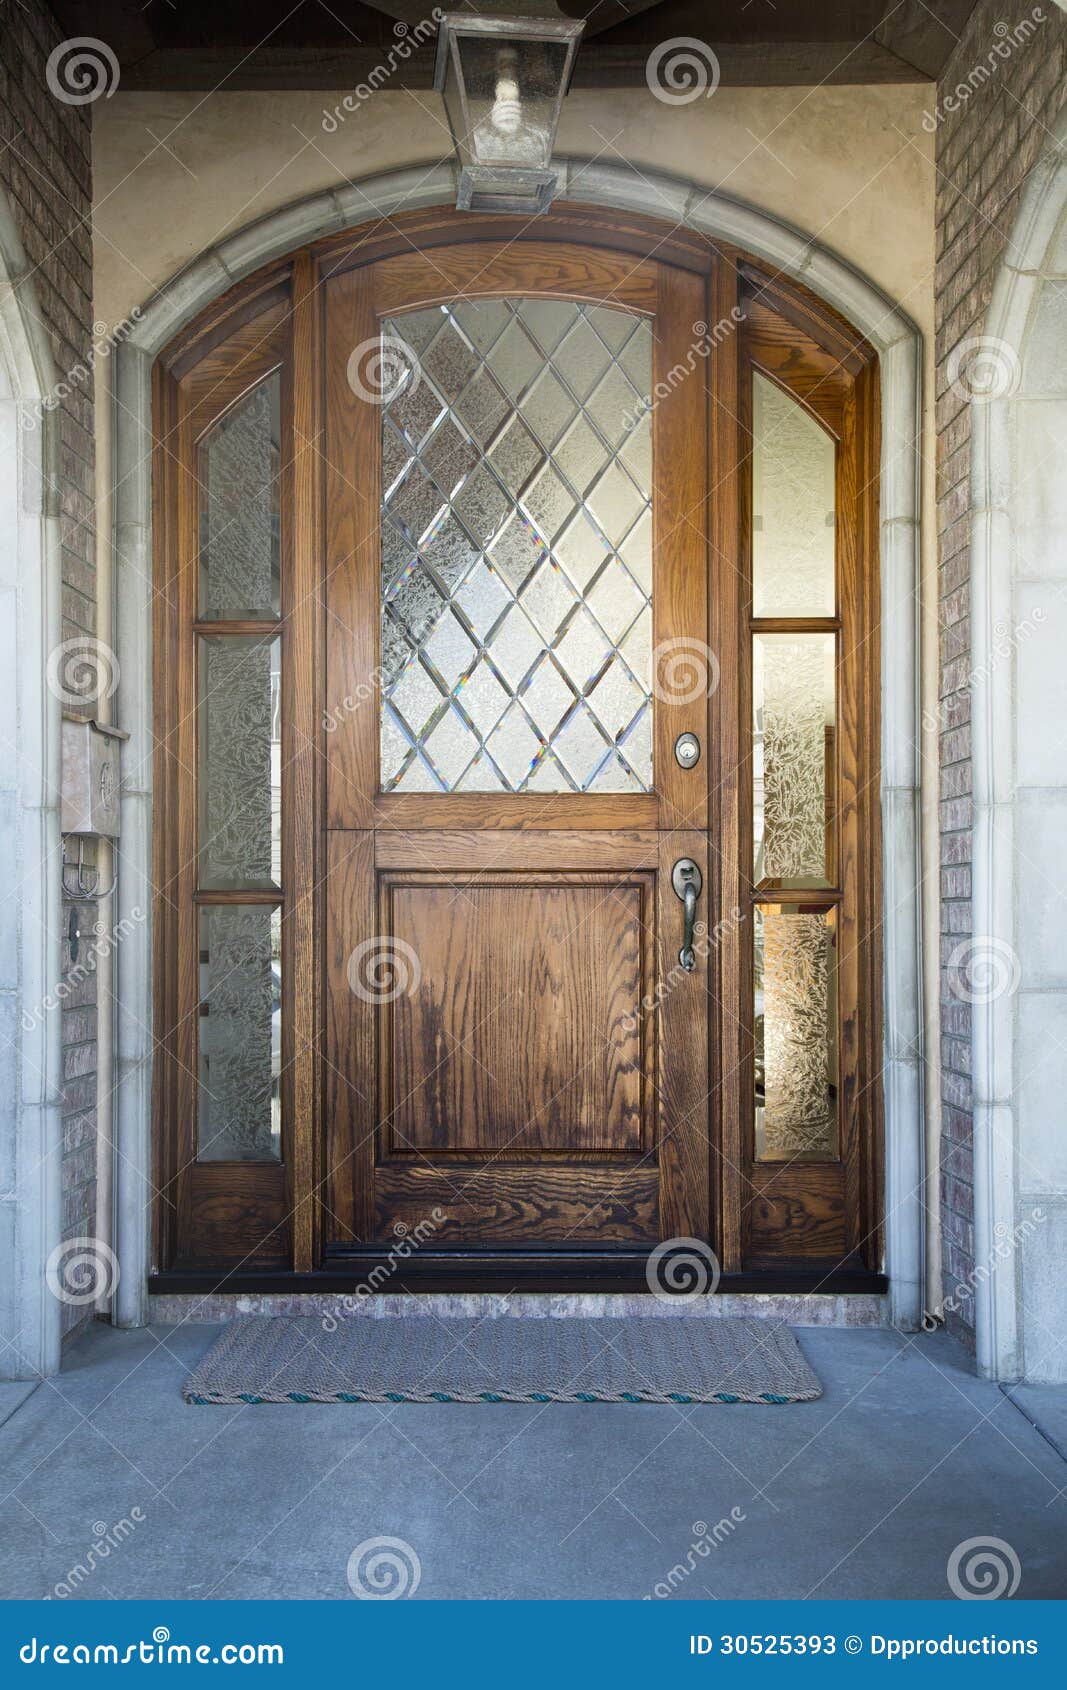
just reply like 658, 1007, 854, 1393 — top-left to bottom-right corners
182, 1316, 822, 1405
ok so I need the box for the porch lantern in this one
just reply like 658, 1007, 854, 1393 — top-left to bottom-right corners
433, 6, 585, 215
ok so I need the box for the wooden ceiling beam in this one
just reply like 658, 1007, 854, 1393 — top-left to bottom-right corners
111, 38, 936, 92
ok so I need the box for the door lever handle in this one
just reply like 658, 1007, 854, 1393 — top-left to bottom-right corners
671, 857, 703, 972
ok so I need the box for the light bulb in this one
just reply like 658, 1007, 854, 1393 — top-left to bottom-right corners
490, 47, 522, 136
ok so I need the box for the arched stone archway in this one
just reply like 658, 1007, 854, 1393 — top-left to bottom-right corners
111, 158, 926, 1332
0, 189, 64, 1382
970, 112, 1067, 1383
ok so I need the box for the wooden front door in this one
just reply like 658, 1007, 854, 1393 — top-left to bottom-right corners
151, 207, 884, 1288
322, 240, 712, 1253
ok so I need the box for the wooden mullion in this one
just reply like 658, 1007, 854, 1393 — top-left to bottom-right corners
193, 619, 280, 639
194, 889, 283, 906
753, 888, 843, 909
709, 251, 745, 1274
751, 616, 841, 634
287, 250, 324, 1272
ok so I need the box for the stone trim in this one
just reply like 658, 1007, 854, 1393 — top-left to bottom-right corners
970, 109, 1067, 1381
149, 1292, 889, 1328
0, 189, 64, 1381
113, 158, 925, 1329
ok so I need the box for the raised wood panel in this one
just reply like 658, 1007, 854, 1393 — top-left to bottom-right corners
382, 873, 652, 1159
744, 1163, 847, 1260
178, 1165, 290, 1269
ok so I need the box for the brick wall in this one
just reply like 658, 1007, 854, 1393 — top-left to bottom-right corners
934, 0, 1067, 1346
0, 1, 98, 1336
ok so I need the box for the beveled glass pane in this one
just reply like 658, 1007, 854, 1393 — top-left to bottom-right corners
755, 904, 838, 1162
379, 299, 653, 793
753, 633, 835, 888
198, 904, 280, 1163
198, 374, 281, 620
199, 635, 280, 889
752, 372, 835, 617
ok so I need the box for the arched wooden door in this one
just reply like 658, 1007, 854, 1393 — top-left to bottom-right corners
150, 208, 882, 1292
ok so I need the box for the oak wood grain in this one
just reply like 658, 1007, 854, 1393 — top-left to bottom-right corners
383, 875, 650, 1157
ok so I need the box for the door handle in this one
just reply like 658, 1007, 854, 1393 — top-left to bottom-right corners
671, 857, 703, 972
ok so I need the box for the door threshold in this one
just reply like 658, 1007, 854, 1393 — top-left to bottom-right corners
149, 1253, 886, 1297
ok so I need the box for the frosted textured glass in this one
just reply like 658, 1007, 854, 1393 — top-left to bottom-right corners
752, 372, 835, 617
755, 905, 838, 1161
754, 633, 835, 888
198, 905, 281, 1163
198, 375, 281, 620
379, 299, 653, 793
199, 635, 281, 890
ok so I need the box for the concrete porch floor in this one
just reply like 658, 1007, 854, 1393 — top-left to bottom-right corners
1, 1321, 1065, 1601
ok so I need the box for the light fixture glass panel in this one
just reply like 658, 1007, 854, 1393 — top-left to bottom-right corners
199, 634, 280, 890
752, 372, 835, 617
198, 904, 281, 1163
755, 904, 838, 1162
379, 299, 653, 793
198, 374, 281, 620
753, 632, 835, 888
446, 34, 573, 170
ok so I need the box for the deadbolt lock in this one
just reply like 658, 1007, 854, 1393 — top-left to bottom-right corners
674, 732, 700, 769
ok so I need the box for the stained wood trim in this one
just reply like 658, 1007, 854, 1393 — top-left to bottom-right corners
737, 266, 882, 1270
286, 250, 324, 1272
155, 283, 296, 1270
372, 830, 661, 871
651, 264, 709, 830
323, 263, 378, 829
372, 241, 659, 315
368, 793, 661, 831
709, 251, 745, 1276
752, 617, 841, 634
193, 889, 282, 906
314, 203, 713, 285
193, 619, 280, 638
737, 260, 875, 374
183, 307, 288, 442
655, 832, 710, 1241
323, 830, 375, 1244
164, 272, 291, 380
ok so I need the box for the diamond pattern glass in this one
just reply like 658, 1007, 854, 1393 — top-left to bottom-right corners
379, 299, 653, 793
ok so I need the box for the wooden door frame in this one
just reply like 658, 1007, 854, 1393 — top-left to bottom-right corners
148, 204, 885, 1295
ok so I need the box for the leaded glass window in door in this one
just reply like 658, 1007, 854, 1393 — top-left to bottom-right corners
379, 299, 653, 794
